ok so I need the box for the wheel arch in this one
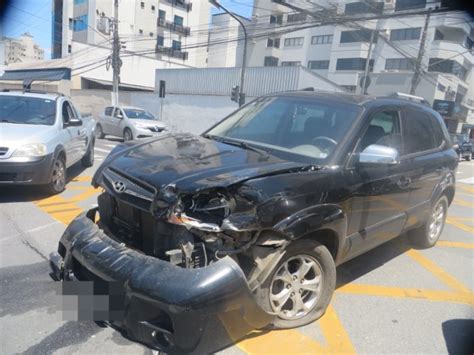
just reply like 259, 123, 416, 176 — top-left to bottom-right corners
53, 145, 66, 163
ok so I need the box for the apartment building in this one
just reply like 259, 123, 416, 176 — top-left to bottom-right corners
1, 33, 45, 65
52, 0, 210, 67
235, 0, 472, 132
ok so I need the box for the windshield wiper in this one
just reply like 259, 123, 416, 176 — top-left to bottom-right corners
203, 134, 270, 155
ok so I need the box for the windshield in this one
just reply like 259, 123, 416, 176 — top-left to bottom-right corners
0, 95, 56, 125
206, 96, 362, 162
123, 109, 156, 120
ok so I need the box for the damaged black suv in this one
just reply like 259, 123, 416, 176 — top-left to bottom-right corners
50, 91, 457, 352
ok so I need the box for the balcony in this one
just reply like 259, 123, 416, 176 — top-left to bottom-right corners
162, 0, 192, 12
157, 18, 190, 36
155, 45, 188, 60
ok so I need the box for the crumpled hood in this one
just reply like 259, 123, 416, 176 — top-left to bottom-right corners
98, 134, 305, 192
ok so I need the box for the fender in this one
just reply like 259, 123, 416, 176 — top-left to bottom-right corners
273, 204, 347, 263
430, 170, 455, 207
53, 144, 66, 161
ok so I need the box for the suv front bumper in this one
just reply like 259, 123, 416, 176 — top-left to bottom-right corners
50, 210, 274, 352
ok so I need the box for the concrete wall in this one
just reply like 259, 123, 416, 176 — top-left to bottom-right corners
70, 89, 240, 134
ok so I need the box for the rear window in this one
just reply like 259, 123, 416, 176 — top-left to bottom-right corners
0, 95, 56, 126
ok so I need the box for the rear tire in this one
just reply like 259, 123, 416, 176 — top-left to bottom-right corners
409, 195, 448, 248
81, 140, 94, 167
254, 240, 336, 329
95, 124, 105, 139
466, 154, 471, 161
44, 157, 66, 195
123, 128, 133, 142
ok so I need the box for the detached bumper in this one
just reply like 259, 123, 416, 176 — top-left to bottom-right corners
0, 153, 54, 184
50, 211, 273, 352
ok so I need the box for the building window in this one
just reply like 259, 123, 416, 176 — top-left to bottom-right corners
395, 0, 426, 11
140, 2, 145, 9
157, 35, 164, 46
342, 85, 357, 93
172, 40, 181, 51
68, 44, 72, 53
390, 27, 421, 41
281, 61, 301, 66
428, 58, 468, 80
266, 38, 280, 48
340, 29, 376, 43
269, 14, 283, 25
345, 1, 383, 14
264, 56, 279, 66
159, 10, 166, 20
139, 29, 143, 35
149, 32, 154, 37
72, 15, 88, 31
311, 34, 333, 45
385, 58, 415, 70
284, 37, 304, 47
287, 13, 307, 23
151, 5, 155, 11
174, 15, 184, 26
73, 0, 86, 4
336, 57, 374, 71
68, 18, 73, 30
308, 60, 329, 70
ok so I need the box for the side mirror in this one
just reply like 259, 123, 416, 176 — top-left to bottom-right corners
358, 144, 400, 165
65, 118, 82, 127
116, 113, 123, 119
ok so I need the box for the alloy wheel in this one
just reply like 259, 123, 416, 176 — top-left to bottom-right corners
270, 255, 323, 320
51, 160, 66, 192
428, 200, 445, 241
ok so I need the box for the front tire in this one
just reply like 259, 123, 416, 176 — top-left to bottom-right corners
123, 128, 133, 142
409, 195, 448, 248
95, 124, 105, 139
44, 157, 66, 195
254, 240, 336, 329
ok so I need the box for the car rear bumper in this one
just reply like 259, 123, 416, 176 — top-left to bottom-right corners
0, 153, 54, 184
50, 210, 274, 352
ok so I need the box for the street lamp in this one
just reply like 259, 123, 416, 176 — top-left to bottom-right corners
209, 0, 248, 106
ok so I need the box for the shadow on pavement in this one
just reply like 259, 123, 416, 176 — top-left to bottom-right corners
0, 162, 88, 203
442, 319, 474, 355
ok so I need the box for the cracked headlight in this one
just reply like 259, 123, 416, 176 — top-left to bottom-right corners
12, 143, 47, 159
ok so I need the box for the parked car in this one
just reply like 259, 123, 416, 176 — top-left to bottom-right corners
95, 105, 167, 141
50, 91, 457, 352
0, 90, 95, 194
449, 133, 472, 161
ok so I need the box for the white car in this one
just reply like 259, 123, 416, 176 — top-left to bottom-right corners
95, 106, 167, 141
0, 90, 96, 194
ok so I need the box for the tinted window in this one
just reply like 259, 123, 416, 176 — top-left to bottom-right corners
359, 110, 402, 151
62, 101, 76, 124
0, 96, 56, 126
402, 109, 443, 154
105, 107, 113, 115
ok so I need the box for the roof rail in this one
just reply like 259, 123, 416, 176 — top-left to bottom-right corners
387, 92, 429, 105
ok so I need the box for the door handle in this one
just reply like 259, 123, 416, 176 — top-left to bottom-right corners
397, 176, 411, 188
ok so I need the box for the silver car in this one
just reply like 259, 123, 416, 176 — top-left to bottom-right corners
95, 106, 167, 141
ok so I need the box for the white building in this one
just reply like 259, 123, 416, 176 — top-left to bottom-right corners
52, 0, 210, 68
210, 0, 472, 132
1, 33, 45, 65
207, 13, 250, 68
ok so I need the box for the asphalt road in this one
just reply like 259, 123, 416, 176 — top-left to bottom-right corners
1, 137, 473, 354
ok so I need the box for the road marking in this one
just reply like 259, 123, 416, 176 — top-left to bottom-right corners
458, 184, 474, 193
337, 284, 474, 306
103, 143, 118, 148
446, 217, 474, 234
95, 147, 111, 154
318, 304, 356, 354
458, 178, 474, 185
406, 250, 471, 293
71, 175, 92, 183
437, 241, 474, 249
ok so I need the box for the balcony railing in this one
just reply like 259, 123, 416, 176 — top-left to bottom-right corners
162, 0, 192, 12
157, 18, 190, 36
155, 45, 188, 60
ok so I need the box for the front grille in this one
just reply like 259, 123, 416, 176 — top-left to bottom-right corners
0, 147, 8, 156
0, 172, 17, 181
147, 126, 165, 133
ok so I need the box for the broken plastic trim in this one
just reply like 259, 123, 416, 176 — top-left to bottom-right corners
168, 212, 222, 232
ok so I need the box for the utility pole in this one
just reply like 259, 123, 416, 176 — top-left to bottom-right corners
360, 29, 375, 95
209, 0, 248, 106
410, 8, 431, 95
111, 0, 121, 105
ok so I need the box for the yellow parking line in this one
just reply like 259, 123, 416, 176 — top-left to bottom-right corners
68, 187, 100, 202
437, 241, 474, 249
457, 185, 474, 194
337, 284, 473, 306
446, 217, 474, 234
318, 304, 356, 354
406, 250, 471, 293
453, 198, 474, 208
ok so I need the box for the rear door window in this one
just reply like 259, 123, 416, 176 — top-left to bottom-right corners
402, 108, 444, 155
104, 107, 113, 115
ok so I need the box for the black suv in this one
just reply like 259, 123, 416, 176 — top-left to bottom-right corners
50, 92, 457, 353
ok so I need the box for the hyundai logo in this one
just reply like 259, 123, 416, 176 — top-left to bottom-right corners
112, 180, 126, 193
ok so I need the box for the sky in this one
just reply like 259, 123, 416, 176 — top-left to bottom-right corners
1, 0, 254, 60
